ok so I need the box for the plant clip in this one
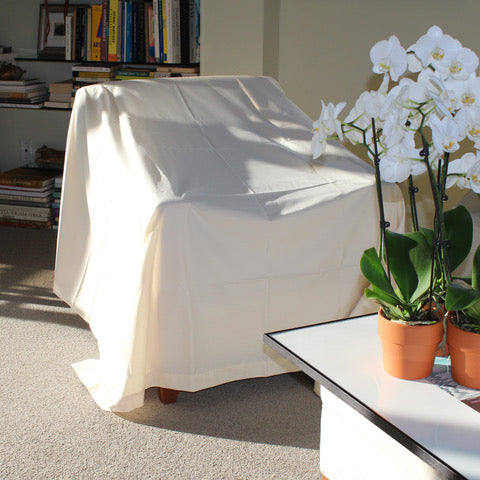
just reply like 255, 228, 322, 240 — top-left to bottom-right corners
442, 194, 448, 201
419, 149, 428, 157
381, 220, 391, 229
405, 120, 411, 127
409, 185, 419, 194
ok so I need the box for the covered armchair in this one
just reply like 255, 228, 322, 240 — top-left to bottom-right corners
54, 76, 404, 412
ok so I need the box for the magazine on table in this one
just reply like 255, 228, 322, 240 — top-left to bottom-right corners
427, 359, 480, 413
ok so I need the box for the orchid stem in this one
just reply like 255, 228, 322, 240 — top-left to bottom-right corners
371, 118, 390, 280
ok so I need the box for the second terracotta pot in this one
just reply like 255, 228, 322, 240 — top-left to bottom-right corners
447, 318, 480, 389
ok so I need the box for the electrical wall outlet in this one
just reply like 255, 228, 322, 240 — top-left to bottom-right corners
20, 139, 34, 164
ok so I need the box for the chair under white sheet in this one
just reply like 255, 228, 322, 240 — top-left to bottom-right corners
54, 76, 404, 412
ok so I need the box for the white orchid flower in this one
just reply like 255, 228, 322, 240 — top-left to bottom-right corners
406, 49, 423, 73
449, 76, 480, 110
411, 26, 461, 73
379, 143, 426, 183
419, 70, 456, 116
311, 122, 328, 159
429, 114, 465, 153
446, 151, 480, 192
456, 108, 480, 146
370, 35, 408, 82
381, 105, 411, 148
436, 47, 479, 81
311, 101, 346, 158
319, 100, 346, 139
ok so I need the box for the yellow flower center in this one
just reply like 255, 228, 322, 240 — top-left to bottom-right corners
462, 93, 475, 105
432, 48, 444, 61
469, 126, 480, 136
443, 140, 456, 150
379, 62, 391, 72
471, 174, 480, 184
449, 61, 463, 74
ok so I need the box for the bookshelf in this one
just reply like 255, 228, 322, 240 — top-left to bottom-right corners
0, 0, 201, 176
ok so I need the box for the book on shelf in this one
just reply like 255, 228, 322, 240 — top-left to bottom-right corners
0, 203, 52, 217
72, 62, 122, 72
0, 192, 53, 203
0, 186, 54, 196
0, 96, 49, 105
0, 167, 57, 189
0, 82, 47, 93
0, 78, 41, 86
48, 79, 74, 95
0, 218, 53, 229
0, 102, 44, 109
43, 100, 73, 109
91, 4, 103, 61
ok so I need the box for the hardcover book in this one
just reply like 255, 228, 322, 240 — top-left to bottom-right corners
0, 168, 57, 188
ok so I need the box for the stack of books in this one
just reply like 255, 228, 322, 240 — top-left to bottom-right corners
72, 62, 120, 95
0, 78, 49, 109
52, 174, 63, 230
0, 167, 58, 229
44, 79, 74, 109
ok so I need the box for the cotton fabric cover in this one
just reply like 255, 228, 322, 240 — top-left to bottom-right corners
54, 76, 404, 412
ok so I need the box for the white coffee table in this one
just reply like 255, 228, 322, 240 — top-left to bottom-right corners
264, 313, 480, 480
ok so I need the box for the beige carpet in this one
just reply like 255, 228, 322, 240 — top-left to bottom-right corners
0, 226, 321, 479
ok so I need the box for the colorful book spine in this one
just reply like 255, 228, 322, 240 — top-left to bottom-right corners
91, 5, 103, 61
146, 2, 155, 63
108, 0, 119, 61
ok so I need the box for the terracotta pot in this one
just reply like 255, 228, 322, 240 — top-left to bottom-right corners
378, 310, 443, 380
447, 318, 480, 389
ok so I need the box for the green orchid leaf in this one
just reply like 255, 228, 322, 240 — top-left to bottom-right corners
472, 244, 480, 290
364, 284, 401, 307
385, 230, 431, 303
445, 205, 473, 271
445, 282, 480, 310
360, 247, 396, 298
464, 298, 480, 323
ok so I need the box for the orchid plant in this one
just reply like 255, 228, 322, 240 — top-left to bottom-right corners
312, 26, 480, 325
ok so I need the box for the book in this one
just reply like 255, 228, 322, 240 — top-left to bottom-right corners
0, 78, 40, 86
49, 80, 73, 95
72, 62, 121, 72
146, 2, 155, 63
189, 0, 200, 63
0, 219, 53, 229
44, 100, 73, 109
91, 4, 103, 61
0, 82, 47, 93
0, 192, 53, 203
108, 0, 119, 61
0, 102, 44, 109
0, 168, 57, 188
0, 186, 54, 196
100, 0, 109, 61
0, 201, 51, 214
115, 66, 156, 76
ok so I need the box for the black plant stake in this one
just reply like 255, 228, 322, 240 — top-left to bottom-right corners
371, 118, 390, 280
408, 175, 419, 232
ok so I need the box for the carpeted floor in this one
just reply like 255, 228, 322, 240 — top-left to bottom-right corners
0, 226, 321, 479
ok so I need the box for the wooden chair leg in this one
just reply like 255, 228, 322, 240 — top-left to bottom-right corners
157, 387, 179, 404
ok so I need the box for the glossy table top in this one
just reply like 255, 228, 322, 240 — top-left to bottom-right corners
264, 313, 480, 480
